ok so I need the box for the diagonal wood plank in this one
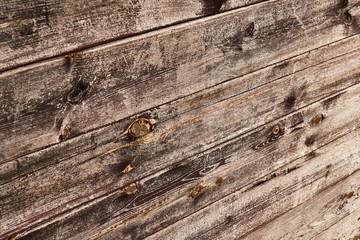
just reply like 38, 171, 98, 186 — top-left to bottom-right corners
18, 79, 360, 240
243, 171, 360, 240
0, 0, 266, 71
1, 49, 360, 238
145, 129, 360, 240
2, 34, 359, 186
1, 0, 359, 163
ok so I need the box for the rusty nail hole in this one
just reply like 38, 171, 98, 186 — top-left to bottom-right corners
272, 125, 281, 136
344, 10, 353, 26
128, 118, 156, 138
312, 114, 325, 126
59, 125, 71, 141
122, 182, 138, 195
122, 164, 134, 174
244, 22, 255, 37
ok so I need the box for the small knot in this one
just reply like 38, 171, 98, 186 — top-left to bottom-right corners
244, 22, 255, 37
128, 118, 156, 138
67, 81, 89, 104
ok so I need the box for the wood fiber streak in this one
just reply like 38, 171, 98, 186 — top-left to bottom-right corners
244, 171, 360, 240
1, 0, 359, 163
2, 51, 360, 238
0, 0, 266, 71
146, 129, 360, 240
23, 81, 360, 240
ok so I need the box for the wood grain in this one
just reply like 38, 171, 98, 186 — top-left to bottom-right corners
145, 129, 360, 240
2, 50, 360, 238
1, 0, 359, 163
18, 80, 360, 240
244, 171, 360, 240
0, 0, 266, 71
2, 33, 359, 186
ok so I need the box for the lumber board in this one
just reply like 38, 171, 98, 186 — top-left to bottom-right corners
243, 171, 360, 240
0, 0, 265, 71
1, 0, 360, 163
17, 81, 360, 240
315, 209, 360, 240
145, 129, 360, 240
2, 34, 360, 186
2, 51, 360, 238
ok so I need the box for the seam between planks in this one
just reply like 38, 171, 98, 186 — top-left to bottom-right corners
2, 33, 360, 171
0, 0, 272, 74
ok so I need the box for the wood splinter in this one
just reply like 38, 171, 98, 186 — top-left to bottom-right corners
122, 164, 134, 174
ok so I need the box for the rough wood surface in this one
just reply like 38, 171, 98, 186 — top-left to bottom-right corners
1, 0, 359, 164
0, 0, 265, 71
146, 129, 360, 240
18, 80, 360, 240
1, 43, 360, 238
1, 0, 360, 239
244, 171, 360, 240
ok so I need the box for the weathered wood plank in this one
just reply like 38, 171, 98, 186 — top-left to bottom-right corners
0, 0, 266, 71
2, 53, 360, 239
1, 0, 359, 163
145, 130, 360, 240
315, 209, 360, 240
2, 34, 359, 186
243, 171, 360, 240
16, 81, 360, 240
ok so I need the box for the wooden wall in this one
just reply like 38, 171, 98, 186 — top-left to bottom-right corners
0, 0, 360, 239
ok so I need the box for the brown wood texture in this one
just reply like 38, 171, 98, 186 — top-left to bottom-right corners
0, 0, 265, 71
2, 44, 360, 239
244, 171, 360, 240
1, 0, 360, 239
1, 0, 359, 164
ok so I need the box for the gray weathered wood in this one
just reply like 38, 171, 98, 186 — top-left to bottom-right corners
244, 171, 360, 240
2, 34, 359, 186
145, 129, 360, 240
0, 0, 266, 71
1, 48, 360, 238
1, 0, 359, 163
315, 209, 360, 240
17, 80, 360, 240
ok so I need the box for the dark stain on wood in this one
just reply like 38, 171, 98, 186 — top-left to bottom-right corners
338, 0, 348, 9
66, 80, 90, 104
305, 134, 317, 146
200, 0, 226, 15
284, 90, 297, 109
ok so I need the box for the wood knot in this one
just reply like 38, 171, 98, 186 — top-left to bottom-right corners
122, 182, 139, 195
244, 22, 255, 37
67, 81, 89, 104
59, 125, 71, 141
343, 10, 353, 26
311, 114, 325, 126
128, 118, 156, 138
